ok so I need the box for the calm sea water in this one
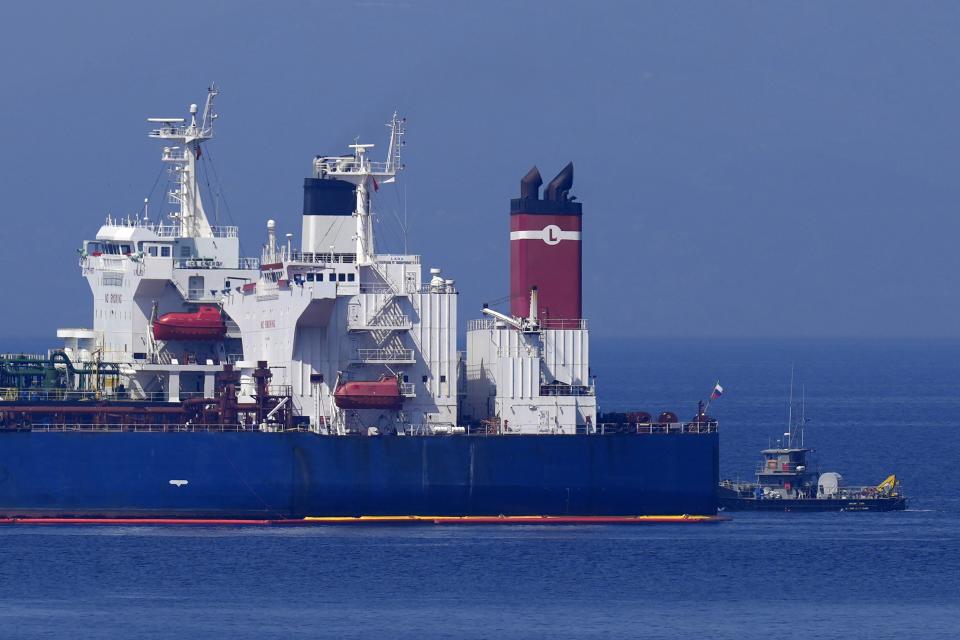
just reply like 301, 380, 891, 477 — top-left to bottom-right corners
0, 339, 958, 639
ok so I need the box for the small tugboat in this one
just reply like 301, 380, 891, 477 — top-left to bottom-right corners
719, 381, 906, 512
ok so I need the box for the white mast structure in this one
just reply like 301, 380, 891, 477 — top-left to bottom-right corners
313, 112, 405, 264
148, 85, 219, 238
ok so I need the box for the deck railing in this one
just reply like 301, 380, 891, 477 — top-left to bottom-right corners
539, 384, 594, 397
596, 421, 718, 435
6, 419, 719, 436
102, 219, 239, 239
289, 251, 357, 264
0, 388, 212, 403
465, 318, 588, 331
23, 423, 307, 433
352, 348, 415, 363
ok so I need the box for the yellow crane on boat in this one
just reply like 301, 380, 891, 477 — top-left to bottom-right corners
876, 474, 898, 495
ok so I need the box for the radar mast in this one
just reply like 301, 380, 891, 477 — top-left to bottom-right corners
312, 112, 405, 264
147, 85, 219, 238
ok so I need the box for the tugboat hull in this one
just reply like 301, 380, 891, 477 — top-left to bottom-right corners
719, 497, 907, 512
718, 487, 907, 512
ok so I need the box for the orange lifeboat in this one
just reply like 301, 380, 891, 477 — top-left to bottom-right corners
152, 305, 227, 341
334, 375, 403, 410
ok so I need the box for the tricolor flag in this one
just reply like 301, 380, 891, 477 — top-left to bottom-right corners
710, 382, 724, 400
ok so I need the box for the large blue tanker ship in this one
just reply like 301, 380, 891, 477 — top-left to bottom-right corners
0, 88, 720, 524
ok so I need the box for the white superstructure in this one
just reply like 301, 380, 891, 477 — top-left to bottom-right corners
61, 88, 595, 435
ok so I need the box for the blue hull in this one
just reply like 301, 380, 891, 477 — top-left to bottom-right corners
0, 432, 719, 519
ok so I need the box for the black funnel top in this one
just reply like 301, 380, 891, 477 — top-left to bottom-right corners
544, 162, 573, 201
520, 166, 543, 199
303, 178, 355, 216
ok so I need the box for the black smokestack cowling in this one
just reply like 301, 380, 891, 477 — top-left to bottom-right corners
303, 178, 355, 216
520, 166, 543, 199
510, 162, 581, 216
544, 162, 574, 201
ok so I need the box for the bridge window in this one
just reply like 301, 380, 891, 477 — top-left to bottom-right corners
347, 273, 355, 282
161, 246, 171, 257
329, 273, 336, 281
337, 273, 346, 282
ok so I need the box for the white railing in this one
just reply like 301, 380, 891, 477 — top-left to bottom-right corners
467, 319, 495, 331
353, 348, 415, 363
239, 257, 260, 270
290, 251, 357, 264
0, 388, 211, 402
465, 318, 587, 331
407, 283, 456, 294
100, 218, 239, 239
175, 258, 223, 269
539, 318, 588, 330
211, 226, 239, 238
359, 284, 395, 294
596, 421, 719, 435
376, 254, 420, 264
540, 384, 595, 397
26, 423, 308, 433
400, 383, 416, 397
0, 353, 46, 361
497, 345, 539, 358
314, 158, 395, 175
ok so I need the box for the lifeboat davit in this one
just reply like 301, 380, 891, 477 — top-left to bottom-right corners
152, 305, 227, 341
334, 375, 403, 410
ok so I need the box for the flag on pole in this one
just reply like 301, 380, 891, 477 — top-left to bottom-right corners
710, 382, 724, 400
371, 176, 379, 192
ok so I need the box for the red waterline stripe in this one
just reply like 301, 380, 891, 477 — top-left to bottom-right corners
0, 515, 730, 526
429, 516, 730, 525
0, 518, 279, 526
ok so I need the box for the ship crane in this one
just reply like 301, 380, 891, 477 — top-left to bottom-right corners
482, 287, 541, 333
312, 112, 405, 265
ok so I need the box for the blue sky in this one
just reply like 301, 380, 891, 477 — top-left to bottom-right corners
0, 0, 957, 340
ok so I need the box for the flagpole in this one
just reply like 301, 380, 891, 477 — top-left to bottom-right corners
704, 380, 721, 414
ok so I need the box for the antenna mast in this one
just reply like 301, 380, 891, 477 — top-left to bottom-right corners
148, 85, 219, 238
312, 112, 405, 265
787, 365, 795, 447
801, 384, 806, 448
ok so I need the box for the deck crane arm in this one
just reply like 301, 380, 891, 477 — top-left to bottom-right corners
876, 474, 898, 494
